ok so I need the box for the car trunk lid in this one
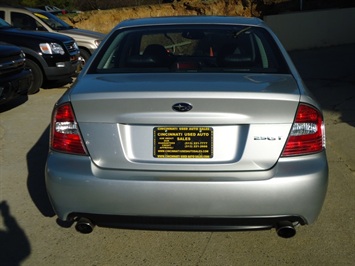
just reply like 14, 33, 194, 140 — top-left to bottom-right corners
70, 73, 300, 172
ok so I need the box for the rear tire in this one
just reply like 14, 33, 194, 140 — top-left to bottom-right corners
25, 58, 43, 94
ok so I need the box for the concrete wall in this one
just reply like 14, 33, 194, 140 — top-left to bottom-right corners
264, 8, 355, 51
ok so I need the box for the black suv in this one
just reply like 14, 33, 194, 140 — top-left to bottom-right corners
0, 43, 32, 105
0, 18, 79, 94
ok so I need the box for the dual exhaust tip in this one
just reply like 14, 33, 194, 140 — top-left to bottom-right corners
276, 221, 297, 238
75, 217, 296, 238
75, 217, 95, 234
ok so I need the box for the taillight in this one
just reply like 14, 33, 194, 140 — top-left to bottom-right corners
282, 104, 325, 157
50, 103, 87, 155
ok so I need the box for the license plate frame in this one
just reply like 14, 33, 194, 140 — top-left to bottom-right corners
153, 127, 213, 159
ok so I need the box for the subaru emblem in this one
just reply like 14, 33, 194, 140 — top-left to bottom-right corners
172, 102, 193, 112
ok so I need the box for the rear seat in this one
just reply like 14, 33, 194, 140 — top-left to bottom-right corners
125, 44, 174, 68
218, 54, 255, 68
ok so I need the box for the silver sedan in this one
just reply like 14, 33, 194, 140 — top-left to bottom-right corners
45, 16, 328, 238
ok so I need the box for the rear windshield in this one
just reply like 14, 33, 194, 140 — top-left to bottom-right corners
89, 25, 290, 74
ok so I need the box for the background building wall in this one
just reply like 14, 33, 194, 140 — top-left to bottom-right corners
264, 8, 355, 50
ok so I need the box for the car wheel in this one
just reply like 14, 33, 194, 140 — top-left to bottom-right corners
79, 49, 91, 70
25, 59, 43, 94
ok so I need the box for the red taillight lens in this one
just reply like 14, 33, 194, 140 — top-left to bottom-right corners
282, 104, 325, 157
50, 103, 87, 155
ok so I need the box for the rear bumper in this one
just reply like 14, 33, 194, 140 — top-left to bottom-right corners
70, 214, 307, 231
45, 151, 328, 226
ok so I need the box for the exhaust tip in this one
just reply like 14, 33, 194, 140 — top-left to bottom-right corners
276, 221, 296, 238
75, 217, 95, 234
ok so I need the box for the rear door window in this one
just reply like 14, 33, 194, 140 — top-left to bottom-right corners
11, 12, 44, 31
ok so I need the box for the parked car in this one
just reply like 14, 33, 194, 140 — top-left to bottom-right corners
45, 16, 328, 237
36, 5, 67, 15
0, 18, 79, 94
0, 43, 32, 105
36, 5, 81, 15
0, 5, 105, 67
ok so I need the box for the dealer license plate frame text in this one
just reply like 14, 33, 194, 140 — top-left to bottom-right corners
153, 127, 213, 159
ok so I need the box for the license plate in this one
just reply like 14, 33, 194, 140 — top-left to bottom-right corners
153, 127, 213, 159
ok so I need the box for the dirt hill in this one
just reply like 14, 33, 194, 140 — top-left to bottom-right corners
64, 0, 260, 34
